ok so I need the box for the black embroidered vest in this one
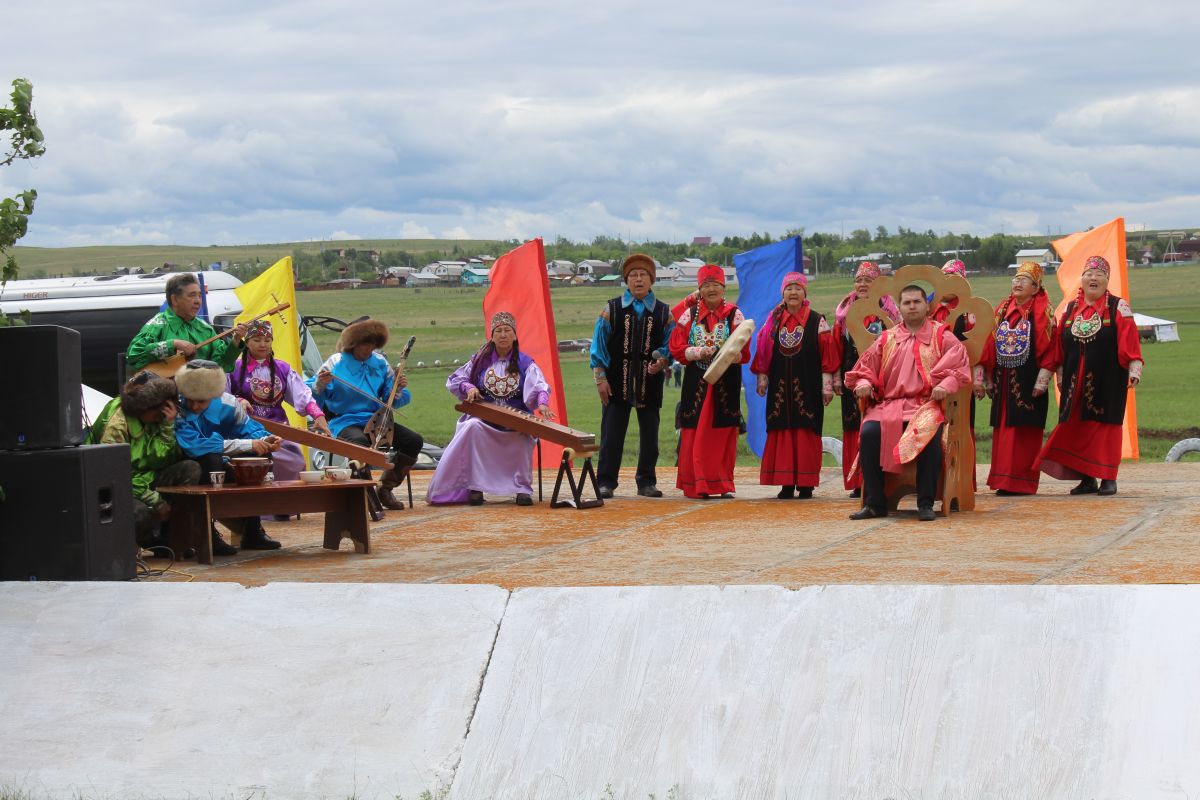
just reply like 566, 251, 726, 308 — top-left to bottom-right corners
764, 310, 824, 433
679, 306, 743, 430
605, 297, 670, 409
1059, 294, 1128, 425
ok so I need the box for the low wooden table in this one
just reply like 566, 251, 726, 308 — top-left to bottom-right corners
159, 479, 375, 564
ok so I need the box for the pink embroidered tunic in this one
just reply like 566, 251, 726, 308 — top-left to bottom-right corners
845, 320, 971, 473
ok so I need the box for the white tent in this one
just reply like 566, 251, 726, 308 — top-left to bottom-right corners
1133, 313, 1179, 342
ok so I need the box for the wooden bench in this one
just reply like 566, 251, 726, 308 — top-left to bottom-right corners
158, 479, 375, 564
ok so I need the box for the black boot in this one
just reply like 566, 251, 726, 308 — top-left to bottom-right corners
849, 506, 887, 520
849, 488, 861, 499
1097, 479, 1118, 496
917, 504, 936, 522
1070, 477, 1099, 495
795, 486, 813, 499
468, 490, 484, 506
379, 451, 416, 511
241, 519, 281, 550
515, 493, 533, 506
211, 526, 237, 556
776, 485, 795, 499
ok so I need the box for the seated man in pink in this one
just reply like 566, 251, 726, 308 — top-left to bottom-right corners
845, 284, 971, 521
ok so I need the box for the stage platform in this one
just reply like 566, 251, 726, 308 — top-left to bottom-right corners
161, 462, 1200, 587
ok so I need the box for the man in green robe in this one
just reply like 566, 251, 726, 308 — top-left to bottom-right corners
86, 372, 202, 548
126, 272, 247, 373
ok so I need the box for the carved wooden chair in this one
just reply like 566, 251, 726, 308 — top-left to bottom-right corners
845, 264, 994, 515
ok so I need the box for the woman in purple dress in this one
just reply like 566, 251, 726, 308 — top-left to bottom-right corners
426, 311, 554, 506
225, 320, 331, 482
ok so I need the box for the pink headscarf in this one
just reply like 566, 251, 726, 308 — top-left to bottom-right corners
780, 271, 807, 293
855, 261, 881, 280
942, 259, 967, 278
1083, 255, 1111, 278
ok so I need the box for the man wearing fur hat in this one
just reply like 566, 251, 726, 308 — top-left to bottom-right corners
309, 318, 423, 511
86, 372, 202, 550
175, 359, 284, 553
589, 253, 674, 498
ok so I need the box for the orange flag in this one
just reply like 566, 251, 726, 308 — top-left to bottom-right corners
1051, 217, 1138, 459
483, 238, 570, 469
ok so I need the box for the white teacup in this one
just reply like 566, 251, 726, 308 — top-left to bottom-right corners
324, 467, 352, 481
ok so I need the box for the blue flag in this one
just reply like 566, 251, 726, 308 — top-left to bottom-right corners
734, 236, 804, 457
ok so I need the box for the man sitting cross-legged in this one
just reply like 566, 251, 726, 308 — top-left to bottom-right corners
845, 284, 971, 522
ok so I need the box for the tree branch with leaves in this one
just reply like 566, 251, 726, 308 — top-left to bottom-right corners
1, 77, 46, 290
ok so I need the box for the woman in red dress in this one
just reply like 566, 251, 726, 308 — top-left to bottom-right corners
830, 261, 899, 497
669, 264, 750, 499
978, 262, 1056, 495
1036, 256, 1144, 496
750, 271, 838, 498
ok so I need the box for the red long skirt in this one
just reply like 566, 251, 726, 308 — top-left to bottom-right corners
986, 402, 1045, 494
760, 428, 822, 487
1036, 384, 1123, 482
841, 428, 862, 490
676, 391, 738, 499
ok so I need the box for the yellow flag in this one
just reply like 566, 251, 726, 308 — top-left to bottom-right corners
233, 257, 308, 452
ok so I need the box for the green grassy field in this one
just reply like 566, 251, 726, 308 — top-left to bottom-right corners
296, 264, 1200, 466
10, 240, 506, 277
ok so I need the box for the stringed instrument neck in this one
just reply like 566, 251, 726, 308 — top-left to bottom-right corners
140, 302, 290, 379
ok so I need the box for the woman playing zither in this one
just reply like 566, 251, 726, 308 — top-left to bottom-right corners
426, 312, 554, 506
829, 261, 900, 497
226, 320, 331, 484
750, 271, 837, 499
1035, 256, 1144, 497
977, 262, 1056, 495
669, 264, 749, 499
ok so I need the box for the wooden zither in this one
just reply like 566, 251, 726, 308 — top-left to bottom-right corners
455, 400, 603, 509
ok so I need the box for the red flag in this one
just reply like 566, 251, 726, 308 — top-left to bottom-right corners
1051, 217, 1138, 459
483, 238, 569, 468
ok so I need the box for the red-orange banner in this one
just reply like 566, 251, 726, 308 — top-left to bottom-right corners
1052, 217, 1138, 459
483, 238, 570, 468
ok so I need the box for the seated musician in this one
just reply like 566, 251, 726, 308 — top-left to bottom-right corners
226, 319, 330, 484
86, 372, 202, 552
174, 360, 284, 554
308, 319, 422, 511
844, 285, 971, 522
126, 272, 247, 374
426, 311, 554, 506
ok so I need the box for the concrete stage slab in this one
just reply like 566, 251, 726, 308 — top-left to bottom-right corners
149, 462, 1200, 587
2, 584, 1198, 799
0, 583, 508, 800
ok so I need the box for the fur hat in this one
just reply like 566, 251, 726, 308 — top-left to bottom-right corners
120, 371, 178, 416
337, 318, 389, 352
622, 253, 657, 283
175, 359, 227, 401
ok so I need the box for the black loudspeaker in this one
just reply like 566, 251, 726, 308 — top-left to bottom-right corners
0, 444, 135, 581
0, 325, 85, 451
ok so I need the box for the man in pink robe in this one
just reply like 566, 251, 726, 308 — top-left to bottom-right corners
845, 284, 971, 521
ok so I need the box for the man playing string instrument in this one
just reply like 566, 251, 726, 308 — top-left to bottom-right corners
308, 319, 422, 511
126, 273, 248, 374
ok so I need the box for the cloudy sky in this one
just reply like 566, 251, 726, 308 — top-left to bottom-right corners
4, 0, 1198, 247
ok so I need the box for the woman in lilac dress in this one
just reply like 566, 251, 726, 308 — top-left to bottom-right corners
226, 320, 331, 482
426, 311, 554, 506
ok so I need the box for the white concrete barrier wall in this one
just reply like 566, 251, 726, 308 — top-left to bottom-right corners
2, 584, 1199, 799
